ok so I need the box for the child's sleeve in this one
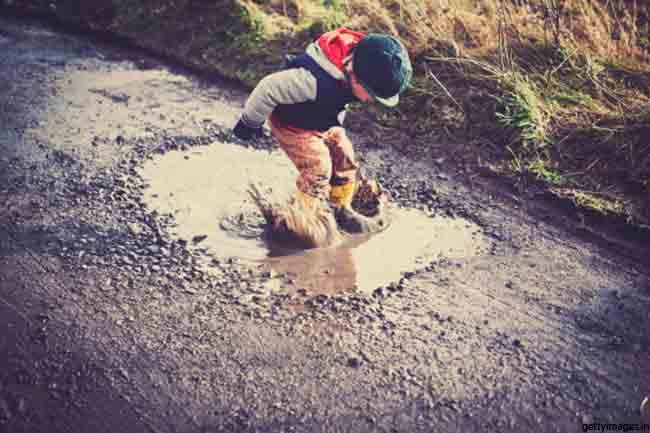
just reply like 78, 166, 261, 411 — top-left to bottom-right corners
240, 68, 317, 128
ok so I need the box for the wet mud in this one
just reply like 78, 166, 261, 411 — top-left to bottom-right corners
139, 144, 488, 295
1, 14, 650, 433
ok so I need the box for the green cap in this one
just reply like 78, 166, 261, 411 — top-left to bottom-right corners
353, 34, 412, 107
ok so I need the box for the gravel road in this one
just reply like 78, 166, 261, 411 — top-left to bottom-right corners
1, 14, 649, 433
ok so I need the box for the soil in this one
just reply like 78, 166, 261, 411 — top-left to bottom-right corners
1, 14, 650, 433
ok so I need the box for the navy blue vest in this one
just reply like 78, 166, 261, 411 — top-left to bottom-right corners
273, 54, 357, 132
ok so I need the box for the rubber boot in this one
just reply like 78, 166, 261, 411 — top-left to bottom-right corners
329, 180, 356, 209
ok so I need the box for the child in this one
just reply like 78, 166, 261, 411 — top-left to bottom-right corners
233, 28, 412, 212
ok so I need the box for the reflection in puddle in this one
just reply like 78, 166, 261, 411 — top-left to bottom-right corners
140, 142, 488, 294
264, 211, 484, 295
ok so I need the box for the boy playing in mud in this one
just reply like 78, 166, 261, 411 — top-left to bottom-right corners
233, 28, 412, 215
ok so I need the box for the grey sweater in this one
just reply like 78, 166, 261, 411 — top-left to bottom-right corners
240, 43, 348, 128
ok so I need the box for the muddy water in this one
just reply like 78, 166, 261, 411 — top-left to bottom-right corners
140, 142, 488, 294
140, 142, 297, 260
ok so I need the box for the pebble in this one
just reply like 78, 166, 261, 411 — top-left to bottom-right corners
347, 356, 361, 368
192, 234, 208, 244
261, 270, 275, 279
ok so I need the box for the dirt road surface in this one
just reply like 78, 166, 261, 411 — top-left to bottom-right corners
1, 14, 649, 433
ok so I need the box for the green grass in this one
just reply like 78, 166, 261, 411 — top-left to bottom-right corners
495, 72, 549, 150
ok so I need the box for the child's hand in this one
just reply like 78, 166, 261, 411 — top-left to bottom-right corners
233, 117, 264, 140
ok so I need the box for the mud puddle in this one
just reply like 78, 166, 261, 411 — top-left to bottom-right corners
139, 141, 488, 295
